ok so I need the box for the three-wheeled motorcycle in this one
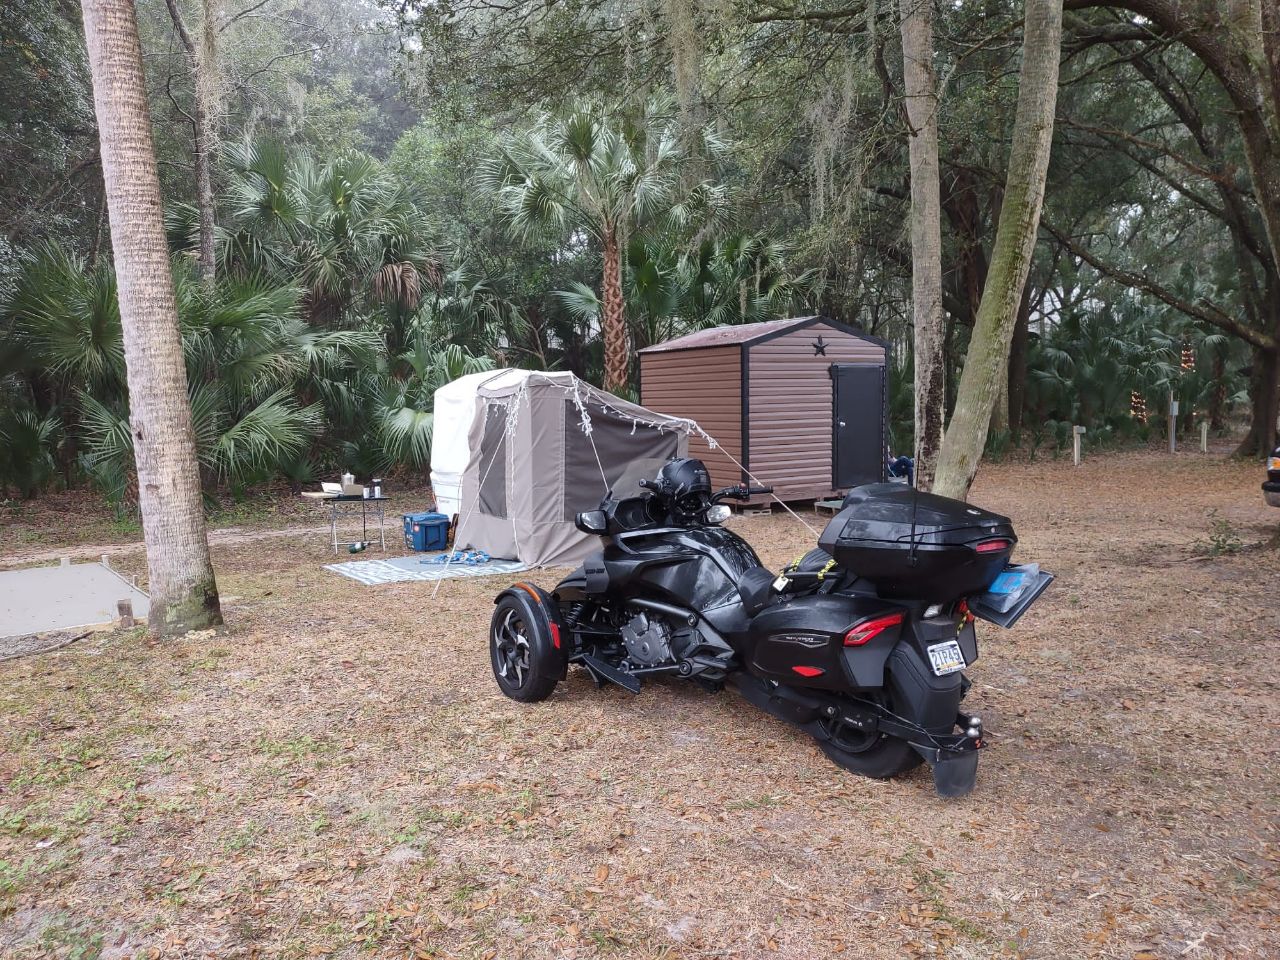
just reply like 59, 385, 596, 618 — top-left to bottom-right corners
488, 458, 1051, 796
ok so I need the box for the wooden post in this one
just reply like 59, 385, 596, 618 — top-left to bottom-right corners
1072, 425, 1086, 466
117, 599, 135, 628
1200, 421, 1209, 453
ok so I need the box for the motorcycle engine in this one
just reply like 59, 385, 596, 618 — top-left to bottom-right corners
620, 611, 674, 666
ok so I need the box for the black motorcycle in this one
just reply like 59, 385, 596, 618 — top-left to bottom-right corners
488, 458, 1051, 797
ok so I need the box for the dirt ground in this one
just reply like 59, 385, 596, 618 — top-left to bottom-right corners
1, 450, 1277, 959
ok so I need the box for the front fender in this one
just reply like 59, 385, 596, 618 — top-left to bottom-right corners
494, 582, 568, 678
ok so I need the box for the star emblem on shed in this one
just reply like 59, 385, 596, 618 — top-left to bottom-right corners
812, 335, 828, 356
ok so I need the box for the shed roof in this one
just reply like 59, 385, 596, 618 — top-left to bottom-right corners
637, 316, 884, 354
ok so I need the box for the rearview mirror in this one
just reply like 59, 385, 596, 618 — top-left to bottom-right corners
576, 510, 607, 534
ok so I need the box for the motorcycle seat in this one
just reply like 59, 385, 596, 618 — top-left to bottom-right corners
737, 566, 778, 616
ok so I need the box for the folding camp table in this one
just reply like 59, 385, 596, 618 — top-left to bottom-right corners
321, 495, 389, 553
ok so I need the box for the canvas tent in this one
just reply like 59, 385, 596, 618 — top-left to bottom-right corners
430, 369, 506, 518
432, 370, 696, 567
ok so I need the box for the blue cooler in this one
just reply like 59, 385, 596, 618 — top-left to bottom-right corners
403, 512, 450, 551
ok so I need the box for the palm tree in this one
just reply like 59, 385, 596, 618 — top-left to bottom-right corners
482, 98, 725, 392
81, 0, 222, 635
556, 231, 814, 362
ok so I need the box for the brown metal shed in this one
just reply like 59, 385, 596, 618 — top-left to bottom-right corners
638, 316, 889, 503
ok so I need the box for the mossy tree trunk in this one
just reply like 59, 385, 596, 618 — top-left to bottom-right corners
1007, 279, 1033, 439
933, 0, 1063, 500
898, 0, 946, 489
81, 0, 224, 635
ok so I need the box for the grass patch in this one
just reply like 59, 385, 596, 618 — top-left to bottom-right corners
1192, 508, 1244, 556
39, 916, 104, 960
254, 734, 336, 762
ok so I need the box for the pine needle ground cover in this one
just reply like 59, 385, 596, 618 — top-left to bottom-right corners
1, 452, 1277, 959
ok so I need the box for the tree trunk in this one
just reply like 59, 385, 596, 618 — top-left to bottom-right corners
601, 225, 629, 393
933, 0, 1063, 500
898, 0, 945, 490
162, 0, 219, 286
81, 0, 223, 635
1209, 350, 1226, 433
193, 0, 219, 285
989, 369, 1009, 435
1235, 275, 1280, 455
1236, 345, 1280, 457
1008, 279, 1032, 439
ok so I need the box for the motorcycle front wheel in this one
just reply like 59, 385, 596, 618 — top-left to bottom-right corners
490, 595, 560, 702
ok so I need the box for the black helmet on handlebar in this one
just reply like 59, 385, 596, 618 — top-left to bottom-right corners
656, 457, 712, 503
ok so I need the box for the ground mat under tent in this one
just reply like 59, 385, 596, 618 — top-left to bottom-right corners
325, 554, 529, 586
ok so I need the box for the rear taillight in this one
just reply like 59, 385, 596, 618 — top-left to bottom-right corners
843, 612, 905, 646
1269, 456, 1280, 471
974, 538, 1012, 554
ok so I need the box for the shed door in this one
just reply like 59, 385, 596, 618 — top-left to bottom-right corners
830, 364, 885, 489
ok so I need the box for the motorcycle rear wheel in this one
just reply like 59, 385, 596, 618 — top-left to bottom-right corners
814, 698, 924, 779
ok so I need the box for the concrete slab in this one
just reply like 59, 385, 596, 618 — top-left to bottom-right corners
0, 560, 149, 639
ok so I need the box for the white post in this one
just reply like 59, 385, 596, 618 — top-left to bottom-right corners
1072, 425, 1086, 466
1200, 421, 1208, 453
1168, 393, 1178, 454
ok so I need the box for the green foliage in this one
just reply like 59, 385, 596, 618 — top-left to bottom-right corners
8, 243, 123, 393
3, 211, 493, 499
0, 408, 61, 498
1192, 510, 1244, 557
1023, 295, 1246, 438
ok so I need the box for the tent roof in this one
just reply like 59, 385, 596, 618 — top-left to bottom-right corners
473, 370, 697, 432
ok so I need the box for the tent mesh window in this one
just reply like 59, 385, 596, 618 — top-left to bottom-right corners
478, 401, 508, 518
559, 399, 679, 520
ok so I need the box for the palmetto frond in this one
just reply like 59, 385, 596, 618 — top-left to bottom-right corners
208, 390, 323, 483
7, 242, 124, 391
0, 407, 62, 498
556, 283, 604, 325
76, 390, 133, 473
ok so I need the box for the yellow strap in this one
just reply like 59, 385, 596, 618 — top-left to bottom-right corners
817, 559, 837, 581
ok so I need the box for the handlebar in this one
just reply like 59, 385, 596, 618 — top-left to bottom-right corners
713, 484, 774, 501
637, 479, 775, 502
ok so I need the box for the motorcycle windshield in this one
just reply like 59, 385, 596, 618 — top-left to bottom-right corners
607, 457, 673, 500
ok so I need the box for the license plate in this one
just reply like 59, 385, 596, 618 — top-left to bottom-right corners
927, 640, 966, 676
